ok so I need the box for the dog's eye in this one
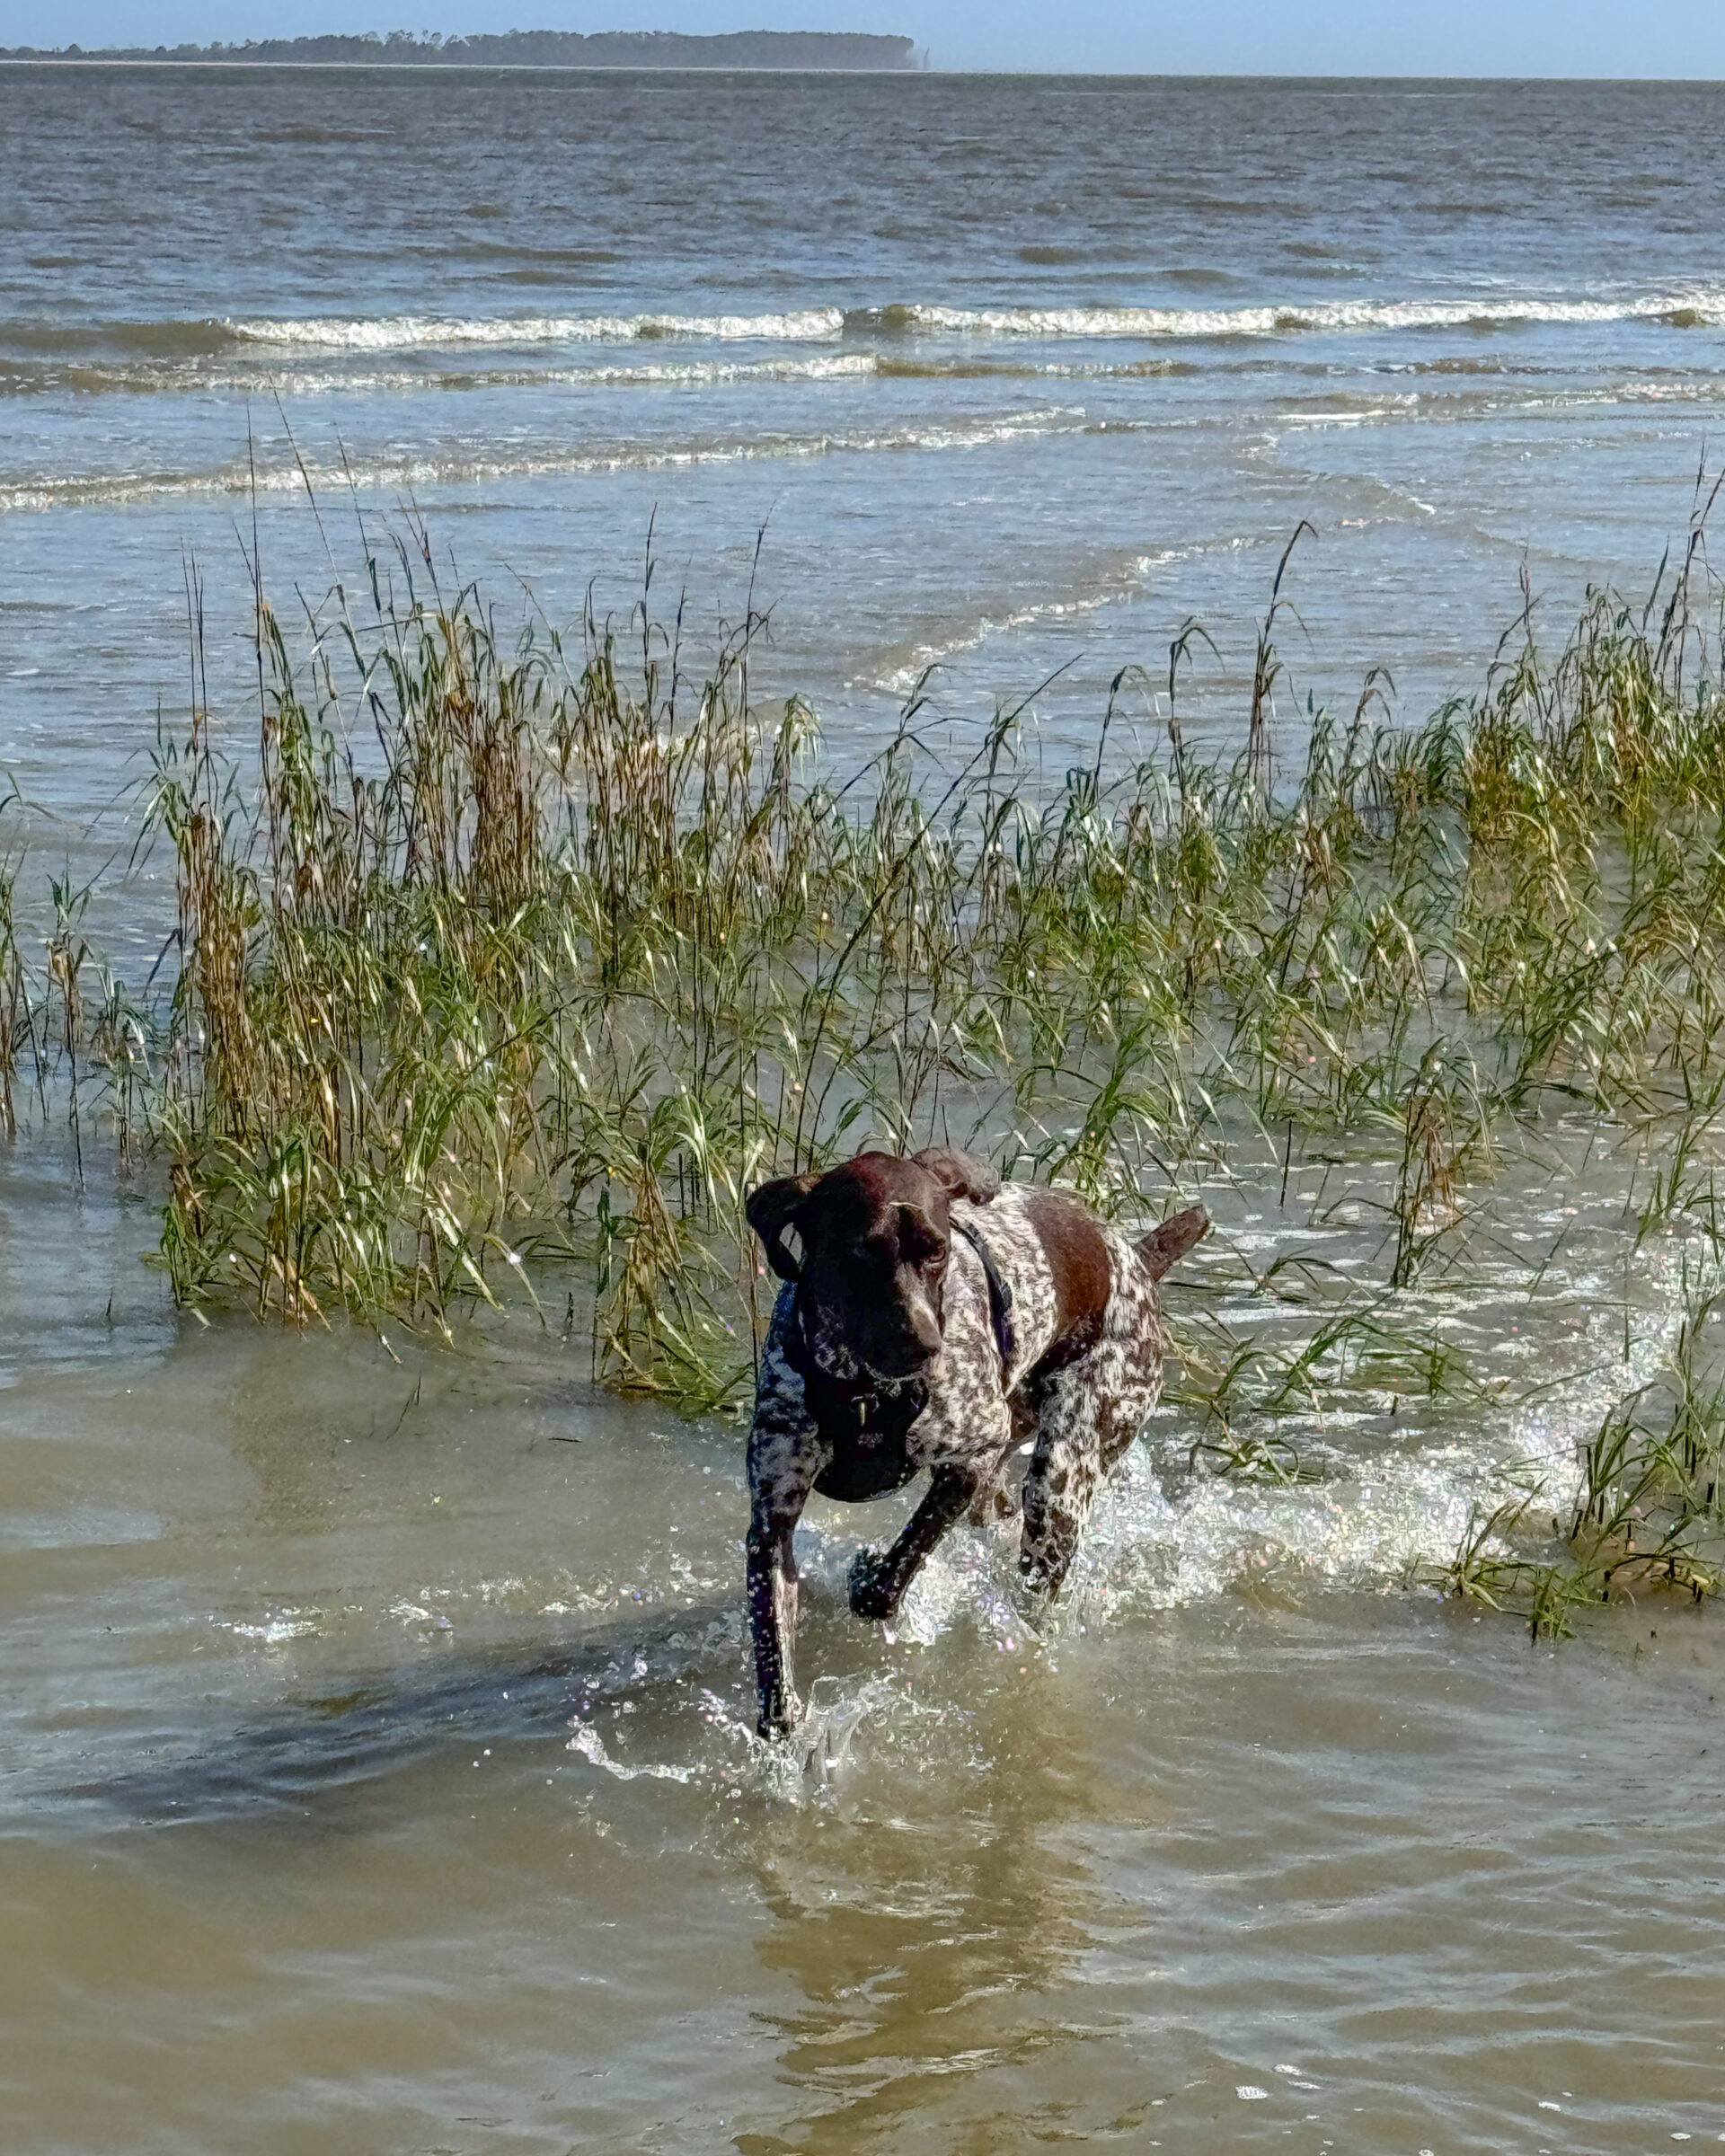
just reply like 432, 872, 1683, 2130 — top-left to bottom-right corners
896, 1206, 946, 1268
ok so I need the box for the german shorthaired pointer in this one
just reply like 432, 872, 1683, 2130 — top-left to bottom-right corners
743, 1146, 1208, 1736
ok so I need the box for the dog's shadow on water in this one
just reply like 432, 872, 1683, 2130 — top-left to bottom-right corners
42, 1600, 744, 1832
31, 1525, 1035, 1835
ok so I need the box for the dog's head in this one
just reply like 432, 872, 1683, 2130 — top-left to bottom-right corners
747, 1147, 999, 1383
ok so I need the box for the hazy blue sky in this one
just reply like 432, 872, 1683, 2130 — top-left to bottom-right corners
3, 0, 1723, 75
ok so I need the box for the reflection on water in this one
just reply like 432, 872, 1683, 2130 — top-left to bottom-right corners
745, 1678, 1110, 2150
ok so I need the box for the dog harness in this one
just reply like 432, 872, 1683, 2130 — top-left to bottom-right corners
952, 1215, 1016, 1375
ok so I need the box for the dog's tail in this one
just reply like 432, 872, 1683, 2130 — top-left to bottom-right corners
1136, 1206, 1209, 1281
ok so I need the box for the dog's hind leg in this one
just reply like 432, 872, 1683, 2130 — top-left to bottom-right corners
1018, 1402, 1104, 1601
848, 1467, 980, 1623
1019, 1297, 1165, 1601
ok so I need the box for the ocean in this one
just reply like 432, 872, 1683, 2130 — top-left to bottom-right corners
6, 68, 1725, 909
4, 63, 1725, 2156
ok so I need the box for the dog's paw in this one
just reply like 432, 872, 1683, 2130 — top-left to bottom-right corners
1014, 1551, 1064, 1606
756, 1689, 804, 1741
847, 1549, 898, 1622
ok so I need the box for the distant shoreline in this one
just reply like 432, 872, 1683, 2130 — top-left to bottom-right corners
0, 58, 923, 72
4, 58, 1721, 81
0, 29, 920, 70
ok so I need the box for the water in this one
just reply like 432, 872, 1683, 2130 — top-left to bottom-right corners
5, 65, 1725, 2152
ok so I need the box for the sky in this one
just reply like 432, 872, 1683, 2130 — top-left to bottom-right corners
2, 0, 1723, 75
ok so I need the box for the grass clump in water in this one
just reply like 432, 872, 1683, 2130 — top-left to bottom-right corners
6, 508, 1725, 1636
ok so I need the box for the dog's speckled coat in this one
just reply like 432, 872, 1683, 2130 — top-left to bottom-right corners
745, 1171, 1206, 1735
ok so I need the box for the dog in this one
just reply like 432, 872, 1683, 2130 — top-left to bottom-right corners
743, 1145, 1208, 1736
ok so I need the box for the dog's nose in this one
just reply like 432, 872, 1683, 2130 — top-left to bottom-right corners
900, 1317, 942, 1370
871, 1326, 939, 1380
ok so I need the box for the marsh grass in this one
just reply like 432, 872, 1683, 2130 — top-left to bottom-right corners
6, 505, 1725, 1631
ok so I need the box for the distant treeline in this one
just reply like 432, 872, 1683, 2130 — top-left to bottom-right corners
0, 28, 920, 68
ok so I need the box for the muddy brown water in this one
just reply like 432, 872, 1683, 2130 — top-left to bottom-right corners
6, 1135, 1725, 2155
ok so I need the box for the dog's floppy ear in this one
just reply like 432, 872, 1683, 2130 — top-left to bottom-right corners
746, 1171, 821, 1281
911, 1146, 1000, 1205
896, 1202, 946, 1265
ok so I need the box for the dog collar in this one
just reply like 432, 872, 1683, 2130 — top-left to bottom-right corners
783, 1292, 926, 1500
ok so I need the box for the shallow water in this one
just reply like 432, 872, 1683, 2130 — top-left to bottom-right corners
6, 1115, 1725, 2152
6, 64, 1725, 2154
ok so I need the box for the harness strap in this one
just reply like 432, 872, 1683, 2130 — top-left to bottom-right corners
951, 1215, 1016, 1379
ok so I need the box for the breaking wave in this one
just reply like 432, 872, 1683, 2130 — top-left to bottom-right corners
5, 288, 1722, 374
226, 306, 850, 349
854, 291, 1725, 340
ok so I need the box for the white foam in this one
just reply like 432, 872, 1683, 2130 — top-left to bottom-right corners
226, 306, 849, 351
0, 405, 1084, 517
257, 351, 877, 395
856, 535, 1257, 695
531, 350, 874, 390
160, 291, 1725, 364
876, 292, 1725, 340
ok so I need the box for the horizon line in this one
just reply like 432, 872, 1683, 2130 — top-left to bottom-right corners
3, 55, 1723, 81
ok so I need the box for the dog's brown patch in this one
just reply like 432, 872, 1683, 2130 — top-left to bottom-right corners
1022, 1188, 1111, 1378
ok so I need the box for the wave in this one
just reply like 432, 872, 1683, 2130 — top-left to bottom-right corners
1269, 376, 1725, 439
854, 535, 1262, 695
0, 349, 880, 400
13, 344, 1721, 412
874, 354, 1199, 382
852, 292, 1725, 340
0, 405, 1089, 516
226, 306, 850, 350
0, 307, 850, 367
5, 289, 1723, 371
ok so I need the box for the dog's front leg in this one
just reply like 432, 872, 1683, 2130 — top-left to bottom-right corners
747, 1486, 810, 1739
746, 1342, 825, 1739
848, 1467, 978, 1623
